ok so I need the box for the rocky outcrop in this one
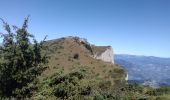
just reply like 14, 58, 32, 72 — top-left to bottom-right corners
125, 72, 128, 81
93, 46, 114, 64
64, 36, 115, 64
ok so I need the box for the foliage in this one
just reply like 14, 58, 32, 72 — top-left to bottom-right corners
1, 18, 170, 100
73, 53, 79, 59
31, 67, 170, 100
32, 68, 127, 100
121, 84, 170, 100
49, 69, 86, 99
0, 17, 48, 98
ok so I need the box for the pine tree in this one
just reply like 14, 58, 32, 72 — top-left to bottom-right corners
0, 17, 48, 98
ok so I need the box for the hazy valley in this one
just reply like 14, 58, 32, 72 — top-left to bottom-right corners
115, 54, 170, 87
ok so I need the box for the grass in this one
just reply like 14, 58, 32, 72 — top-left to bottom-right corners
4, 36, 170, 99
42, 37, 126, 81
29, 37, 127, 99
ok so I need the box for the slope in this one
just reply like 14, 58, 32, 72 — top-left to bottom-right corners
115, 54, 170, 87
31, 37, 127, 99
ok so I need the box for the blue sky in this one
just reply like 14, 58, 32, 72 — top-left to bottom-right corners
0, 0, 170, 57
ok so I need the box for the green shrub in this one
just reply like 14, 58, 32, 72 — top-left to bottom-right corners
48, 69, 87, 99
94, 94, 104, 100
0, 17, 48, 98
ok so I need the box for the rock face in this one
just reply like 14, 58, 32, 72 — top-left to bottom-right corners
94, 46, 114, 64
125, 72, 128, 81
64, 36, 115, 64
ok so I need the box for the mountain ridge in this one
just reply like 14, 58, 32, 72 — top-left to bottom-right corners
115, 54, 170, 87
116, 54, 170, 59
32, 36, 127, 99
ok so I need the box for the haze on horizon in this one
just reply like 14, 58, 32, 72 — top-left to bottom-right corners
0, 0, 170, 57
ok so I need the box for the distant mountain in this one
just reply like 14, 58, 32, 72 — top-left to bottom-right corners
115, 54, 170, 87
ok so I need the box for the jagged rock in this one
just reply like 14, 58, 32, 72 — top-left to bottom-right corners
125, 73, 128, 81
92, 46, 114, 64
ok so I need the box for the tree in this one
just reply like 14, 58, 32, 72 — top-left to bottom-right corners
0, 17, 48, 98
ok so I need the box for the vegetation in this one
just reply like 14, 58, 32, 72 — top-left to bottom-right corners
32, 69, 170, 100
30, 66, 126, 99
0, 18, 170, 100
0, 17, 48, 99
121, 84, 170, 100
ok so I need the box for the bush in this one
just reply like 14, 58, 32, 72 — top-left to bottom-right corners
0, 17, 48, 98
49, 69, 87, 99
73, 53, 79, 59
94, 94, 104, 100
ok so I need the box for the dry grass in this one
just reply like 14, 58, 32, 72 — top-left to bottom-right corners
40, 37, 126, 86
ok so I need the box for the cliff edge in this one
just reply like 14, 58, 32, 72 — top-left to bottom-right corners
92, 46, 114, 64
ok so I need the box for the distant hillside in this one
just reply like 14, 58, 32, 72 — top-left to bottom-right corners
115, 54, 170, 87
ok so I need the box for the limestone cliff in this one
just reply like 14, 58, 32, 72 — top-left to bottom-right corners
125, 72, 128, 81
63, 36, 115, 64
92, 46, 114, 64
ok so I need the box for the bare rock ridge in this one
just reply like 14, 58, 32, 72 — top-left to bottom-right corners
65, 36, 115, 64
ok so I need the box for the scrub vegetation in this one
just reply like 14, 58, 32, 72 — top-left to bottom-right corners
0, 18, 170, 100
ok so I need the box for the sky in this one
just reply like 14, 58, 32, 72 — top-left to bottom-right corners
0, 0, 170, 57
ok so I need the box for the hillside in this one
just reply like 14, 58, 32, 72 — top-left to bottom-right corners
42, 37, 125, 78
1, 35, 170, 100
31, 40, 170, 100
30, 36, 127, 99
115, 54, 170, 87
